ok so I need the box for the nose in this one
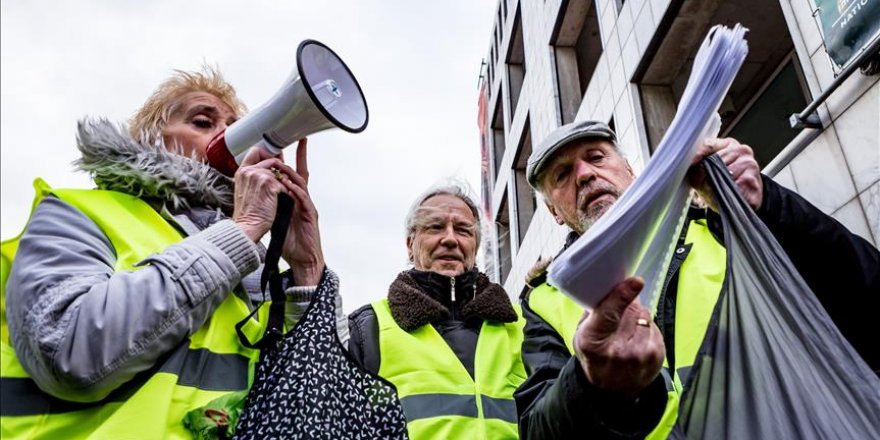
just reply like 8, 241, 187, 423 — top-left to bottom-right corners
440, 224, 458, 247
573, 158, 596, 187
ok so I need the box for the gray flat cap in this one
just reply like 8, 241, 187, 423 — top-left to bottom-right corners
526, 120, 617, 189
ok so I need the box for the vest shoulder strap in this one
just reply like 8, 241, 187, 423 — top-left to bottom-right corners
527, 283, 582, 355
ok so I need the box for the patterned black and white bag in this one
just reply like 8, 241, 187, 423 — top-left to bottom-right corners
233, 269, 409, 439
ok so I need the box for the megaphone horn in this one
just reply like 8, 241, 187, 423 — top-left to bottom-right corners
206, 39, 369, 176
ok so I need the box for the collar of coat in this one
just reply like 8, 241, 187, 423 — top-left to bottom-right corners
73, 118, 234, 213
387, 268, 517, 332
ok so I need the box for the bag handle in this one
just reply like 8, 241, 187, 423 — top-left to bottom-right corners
235, 193, 294, 350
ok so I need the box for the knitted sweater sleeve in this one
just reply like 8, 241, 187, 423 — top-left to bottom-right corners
6, 196, 260, 402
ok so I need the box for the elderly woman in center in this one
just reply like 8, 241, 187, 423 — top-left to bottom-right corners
347, 184, 526, 439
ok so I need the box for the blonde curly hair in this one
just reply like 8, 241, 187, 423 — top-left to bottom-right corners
129, 65, 247, 145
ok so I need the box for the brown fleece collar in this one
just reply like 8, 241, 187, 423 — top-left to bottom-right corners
387, 271, 518, 332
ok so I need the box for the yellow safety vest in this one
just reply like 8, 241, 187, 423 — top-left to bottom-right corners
371, 298, 526, 440
0, 178, 267, 439
528, 219, 726, 439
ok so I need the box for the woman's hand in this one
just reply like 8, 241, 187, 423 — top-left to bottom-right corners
232, 146, 291, 243
278, 139, 325, 286
231, 139, 324, 286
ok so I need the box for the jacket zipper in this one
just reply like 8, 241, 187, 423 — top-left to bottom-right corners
450, 277, 456, 303
450, 276, 457, 320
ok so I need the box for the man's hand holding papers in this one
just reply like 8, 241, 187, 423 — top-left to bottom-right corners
574, 277, 665, 396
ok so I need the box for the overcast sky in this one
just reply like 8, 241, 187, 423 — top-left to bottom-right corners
1, 1, 498, 312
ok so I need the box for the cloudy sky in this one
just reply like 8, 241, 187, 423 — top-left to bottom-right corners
1, 1, 498, 312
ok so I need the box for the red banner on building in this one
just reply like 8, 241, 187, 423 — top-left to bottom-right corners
477, 83, 492, 220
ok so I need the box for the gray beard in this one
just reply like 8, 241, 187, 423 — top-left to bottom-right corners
574, 182, 620, 234
576, 199, 614, 233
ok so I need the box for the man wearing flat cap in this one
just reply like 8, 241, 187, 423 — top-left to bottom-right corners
513, 120, 880, 439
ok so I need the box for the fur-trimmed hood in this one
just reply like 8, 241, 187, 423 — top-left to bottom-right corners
72, 118, 234, 213
524, 231, 579, 291
387, 269, 518, 332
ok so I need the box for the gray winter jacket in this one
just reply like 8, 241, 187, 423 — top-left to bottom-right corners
5, 119, 348, 403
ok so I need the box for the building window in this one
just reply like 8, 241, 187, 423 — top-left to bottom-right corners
491, 98, 506, 179
498, 3, 505, 33
551, 0, 603, 124
512, 118, 536, 247
488, 47, 495, 90
507, 5, 526, 122
724, 56, 809, 166
495, 190, 513, 283
495, 19, 502, 53
635, 0, 810, 167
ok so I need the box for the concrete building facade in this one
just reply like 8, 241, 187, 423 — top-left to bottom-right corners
478, 0, 879, 295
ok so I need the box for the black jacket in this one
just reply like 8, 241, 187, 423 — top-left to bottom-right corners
515, 176, 880, 439
348, 268, 518, 378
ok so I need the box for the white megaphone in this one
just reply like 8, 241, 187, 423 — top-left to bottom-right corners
206, 39, 368, 176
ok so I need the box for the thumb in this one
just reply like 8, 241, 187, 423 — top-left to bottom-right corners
691, 138, 721, 166
586, 277, 644, 336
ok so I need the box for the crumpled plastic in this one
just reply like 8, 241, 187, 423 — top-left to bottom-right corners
183, 390, 247, 440
670, 155, 880, 439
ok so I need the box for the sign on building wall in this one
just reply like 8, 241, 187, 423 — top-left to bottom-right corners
816, 0, 880, 68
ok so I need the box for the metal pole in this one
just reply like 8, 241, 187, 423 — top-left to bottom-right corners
790, 34, 880, 129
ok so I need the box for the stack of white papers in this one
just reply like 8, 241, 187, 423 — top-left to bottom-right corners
547, 24, 749, 310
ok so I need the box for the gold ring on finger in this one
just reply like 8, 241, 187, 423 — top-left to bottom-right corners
271, 167, 283, 181
636, 318, 650, 327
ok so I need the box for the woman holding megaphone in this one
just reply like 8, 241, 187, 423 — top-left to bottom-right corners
0, 65, 339, 438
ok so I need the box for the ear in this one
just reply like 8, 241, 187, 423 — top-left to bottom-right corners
625, 159, 635, 177
406, 236, 414, 262
545, 200, 565, 225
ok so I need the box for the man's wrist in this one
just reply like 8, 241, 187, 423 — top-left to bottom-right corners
576, 354, 654, 398
568, 358, 667, 435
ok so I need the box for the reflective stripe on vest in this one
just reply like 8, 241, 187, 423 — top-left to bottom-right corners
371, 298, 526, 440
0, 178, 267, 439
528, 220, 725, 440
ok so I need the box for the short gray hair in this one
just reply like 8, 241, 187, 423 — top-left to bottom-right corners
404, 181, 482, 245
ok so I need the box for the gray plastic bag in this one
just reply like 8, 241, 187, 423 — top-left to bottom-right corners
672, 155, 880, 439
